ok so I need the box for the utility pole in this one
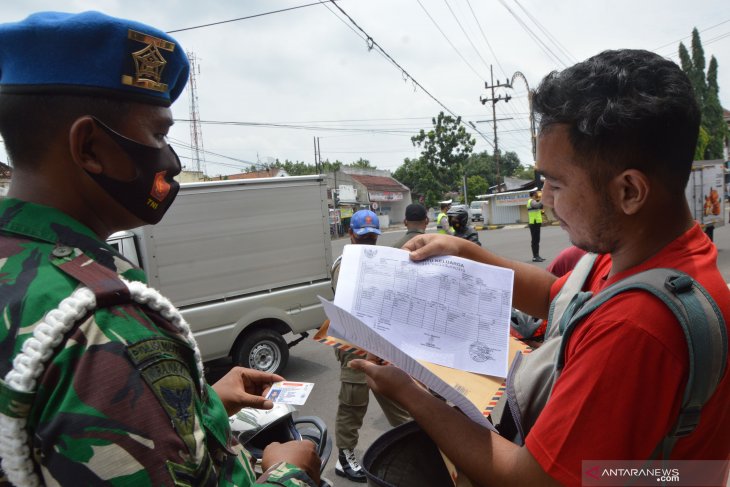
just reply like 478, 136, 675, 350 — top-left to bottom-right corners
480, 65, 512, 188
463, 174, 468, 206
187, 51, 206, 179
313, 136, 319, 172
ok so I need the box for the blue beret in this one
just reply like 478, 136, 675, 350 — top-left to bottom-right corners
0, 11, 189, 107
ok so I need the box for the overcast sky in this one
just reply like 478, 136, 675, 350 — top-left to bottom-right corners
2, 1, 729, 176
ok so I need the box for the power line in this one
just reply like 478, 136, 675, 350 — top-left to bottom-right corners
415, 0, 486, 81
174, 118, 419, 135
317, 0, 369, 43
704, 29, 730, 45
166, 1, 333, 33
653, 18, 730, 51
462, 0, 533, 148
465, 0, 508, 80
512, 0, 576, 64
325, 0, 495, 148
323, 148, 420, 154
170, 137, 262, 169
663, 29, 730, 61
496, 0, 568, 67
442, 0, 492, 74
160, 1, 532, 164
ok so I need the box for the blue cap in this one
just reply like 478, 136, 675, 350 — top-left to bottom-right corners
0, 11, 189, 107
350, 210, 381, 236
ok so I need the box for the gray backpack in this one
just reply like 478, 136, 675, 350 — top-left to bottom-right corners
494, 253, 728, 460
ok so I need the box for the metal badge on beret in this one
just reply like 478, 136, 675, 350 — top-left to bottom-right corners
122, 29, 176, 93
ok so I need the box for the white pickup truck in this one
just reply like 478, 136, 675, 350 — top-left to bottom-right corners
108, 175, 334, 374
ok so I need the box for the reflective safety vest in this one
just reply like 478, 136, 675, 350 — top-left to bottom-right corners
436, 212, 449, 234
527, 199, 543, 224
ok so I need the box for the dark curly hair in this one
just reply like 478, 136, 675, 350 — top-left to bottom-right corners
532, 49, 700, 193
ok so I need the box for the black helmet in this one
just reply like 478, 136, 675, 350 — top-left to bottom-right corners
446, 205, 469, 229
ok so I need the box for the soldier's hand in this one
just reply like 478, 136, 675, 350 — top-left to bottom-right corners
262, 440, 321, 485
212, 366, 284, 415
403, 233, 466, 262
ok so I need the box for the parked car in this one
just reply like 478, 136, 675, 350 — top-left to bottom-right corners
469, 200, 484, 222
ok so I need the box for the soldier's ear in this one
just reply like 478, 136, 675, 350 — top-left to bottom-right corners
68, 116, 104, 174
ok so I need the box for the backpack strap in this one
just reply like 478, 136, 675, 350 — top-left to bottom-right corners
53, 248, 132, 308
556, 268, 728, 459
545, 253, 597, 339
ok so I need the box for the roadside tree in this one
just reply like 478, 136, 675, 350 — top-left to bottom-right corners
679, 28, 728, 160
393, 157, 445, 208
411, 111, 476, 195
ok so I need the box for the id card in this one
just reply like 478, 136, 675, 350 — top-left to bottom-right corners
266, 381, 315, 405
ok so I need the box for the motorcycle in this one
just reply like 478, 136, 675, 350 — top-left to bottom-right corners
229, 403, 333, 486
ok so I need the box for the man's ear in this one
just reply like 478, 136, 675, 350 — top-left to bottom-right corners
613, 169, 650, 215
68, 116, 103, 174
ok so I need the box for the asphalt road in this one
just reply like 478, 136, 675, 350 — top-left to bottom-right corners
208, 220, 730, 486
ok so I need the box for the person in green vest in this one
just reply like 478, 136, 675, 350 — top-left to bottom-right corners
437, 200, 454, 235
527, 190, 545, 262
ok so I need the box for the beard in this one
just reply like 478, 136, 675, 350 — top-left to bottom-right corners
560, 193, 621, 255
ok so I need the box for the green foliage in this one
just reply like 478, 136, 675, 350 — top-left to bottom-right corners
395, 145, 531, 205
694, 126, 710, 160
411, 112, 476, 180
678, 43, 692, 74
466, 175, 489, 199
261, 158, 373, 176
402, 112, 477, 205
679, 29, 727, 160
462, 150, 528, 187
512, 164, 537, 180
705, 57, 729, 158
393, 157, 446, 208
350, 158, 374, 169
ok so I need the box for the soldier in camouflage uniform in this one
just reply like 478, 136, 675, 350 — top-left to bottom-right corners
0, 11, 319, 486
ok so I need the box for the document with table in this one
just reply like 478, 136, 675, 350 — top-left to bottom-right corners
320, 244, 516, 429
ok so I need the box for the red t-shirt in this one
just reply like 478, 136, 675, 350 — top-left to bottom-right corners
525, 224, 730, 486
547, 246, 588, 278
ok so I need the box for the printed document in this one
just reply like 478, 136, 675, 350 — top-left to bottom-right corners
331, 245, 514, 377
320, 298, 496, 430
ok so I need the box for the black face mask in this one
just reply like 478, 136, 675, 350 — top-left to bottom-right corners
86, 118, 181, 224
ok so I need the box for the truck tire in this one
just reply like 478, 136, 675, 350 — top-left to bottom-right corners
235, 329, 289, 375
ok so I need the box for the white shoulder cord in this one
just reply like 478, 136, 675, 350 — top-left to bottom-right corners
0, 278, 205, 487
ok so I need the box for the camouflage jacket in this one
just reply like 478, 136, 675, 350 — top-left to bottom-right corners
0, 199, 316, 487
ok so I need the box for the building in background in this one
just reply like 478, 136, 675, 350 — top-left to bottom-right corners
214, 168, 289, 180
325, 168, 411, 230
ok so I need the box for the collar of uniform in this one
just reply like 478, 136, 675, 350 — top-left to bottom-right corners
0, 198, 101, 245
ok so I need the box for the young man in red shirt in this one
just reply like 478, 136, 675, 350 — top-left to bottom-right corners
351, 49, 730, 486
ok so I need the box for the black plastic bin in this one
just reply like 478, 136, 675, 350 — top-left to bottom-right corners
362, 421, 453, 487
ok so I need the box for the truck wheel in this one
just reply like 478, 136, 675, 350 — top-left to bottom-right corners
235, 329, 289, 375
